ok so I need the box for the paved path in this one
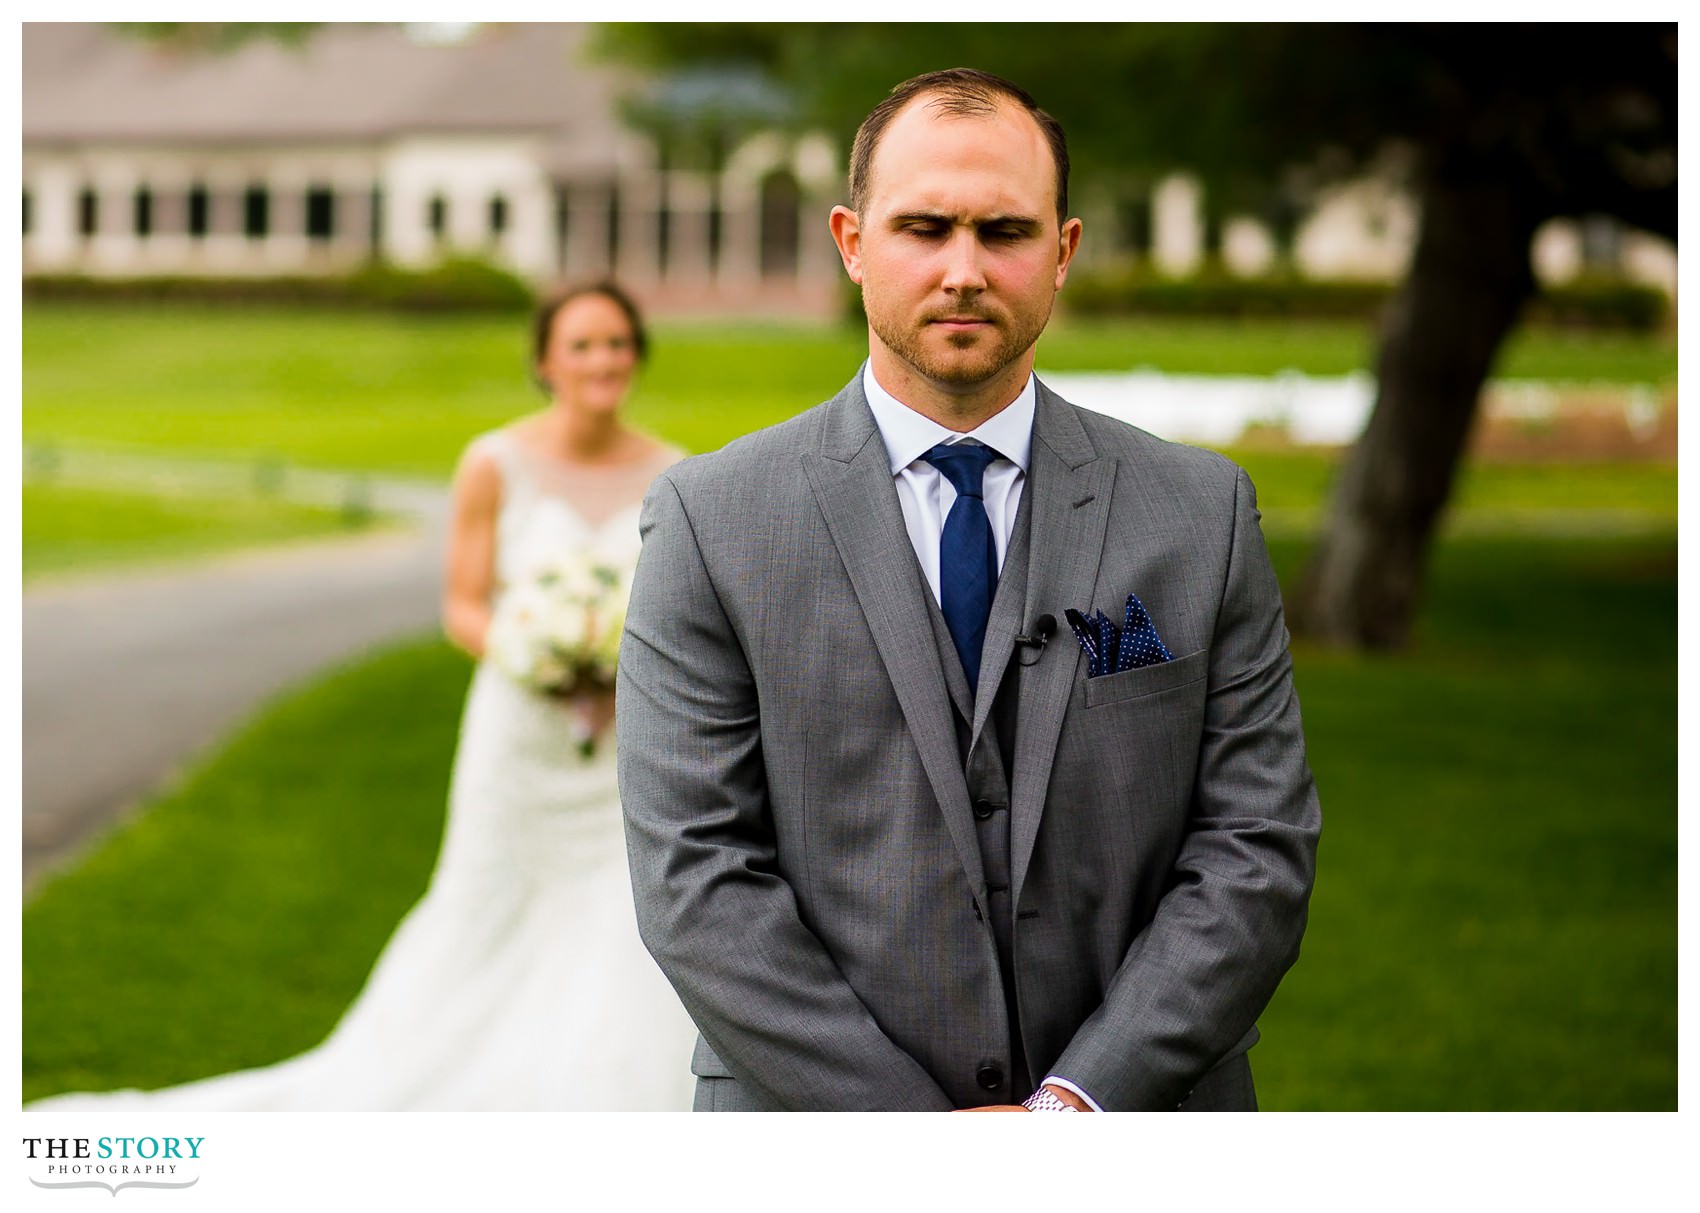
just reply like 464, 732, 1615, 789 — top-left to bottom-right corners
22, 482, 451, 896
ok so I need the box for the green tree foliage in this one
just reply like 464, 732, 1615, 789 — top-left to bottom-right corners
594, 22, 1676, 648
595, 24, 1673, 229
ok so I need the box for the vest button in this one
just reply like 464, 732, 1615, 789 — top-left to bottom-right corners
975, 1065, 1005, 1091
972, 799, 996, 820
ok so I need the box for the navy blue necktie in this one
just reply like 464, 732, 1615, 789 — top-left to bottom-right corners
922, 442, 1001, 693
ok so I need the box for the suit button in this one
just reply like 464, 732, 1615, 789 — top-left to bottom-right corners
975, 1065, 1005, 1091
972, 799, 996, 820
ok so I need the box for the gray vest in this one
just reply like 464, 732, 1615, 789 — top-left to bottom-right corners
923, 489, 1034, 1095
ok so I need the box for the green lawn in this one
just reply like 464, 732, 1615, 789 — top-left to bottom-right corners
21, 301, 1676, 578
21, 531, 1676, 1109
23, 302, 1677, 475
1043, 313, 1681, 383
22, 482, 381, 581
1227, 452, 1675, 536
1256, 534, 1676, 1109
23, 639, 468, 1097
22, 446, 1675, 580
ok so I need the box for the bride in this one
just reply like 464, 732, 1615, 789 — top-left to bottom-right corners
29, 282, 698, 1112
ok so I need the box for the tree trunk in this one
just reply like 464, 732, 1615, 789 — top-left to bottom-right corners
1291, 172, 1539, 649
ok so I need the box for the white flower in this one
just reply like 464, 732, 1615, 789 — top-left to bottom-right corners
487, 553, 635, 695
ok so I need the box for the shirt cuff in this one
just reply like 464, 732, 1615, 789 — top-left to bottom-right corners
1040, 1075, 1104, 1112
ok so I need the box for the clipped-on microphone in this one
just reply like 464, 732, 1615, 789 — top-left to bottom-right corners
1015, 614, 1057, 654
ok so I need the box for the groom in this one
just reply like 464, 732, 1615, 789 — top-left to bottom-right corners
617, 68, 1320, 1111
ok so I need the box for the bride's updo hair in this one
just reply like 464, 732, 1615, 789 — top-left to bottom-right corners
530, 280, 650, 392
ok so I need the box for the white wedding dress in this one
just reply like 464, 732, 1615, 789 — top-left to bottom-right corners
28, 428, 698, 1112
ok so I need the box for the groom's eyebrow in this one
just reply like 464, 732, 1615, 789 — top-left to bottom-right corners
887, 209, 1043, 232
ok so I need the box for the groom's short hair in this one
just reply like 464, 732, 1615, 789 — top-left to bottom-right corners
847, 68, 1071, 224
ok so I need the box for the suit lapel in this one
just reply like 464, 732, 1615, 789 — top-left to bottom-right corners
925, 595, 975, 724
1009, 382, 1117, 900
800, 379, 986, 891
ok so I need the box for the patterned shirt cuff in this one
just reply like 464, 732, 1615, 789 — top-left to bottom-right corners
1041, 1075, 1104, 1112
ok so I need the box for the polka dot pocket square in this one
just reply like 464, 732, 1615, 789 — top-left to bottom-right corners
1064, 593, 1174, 677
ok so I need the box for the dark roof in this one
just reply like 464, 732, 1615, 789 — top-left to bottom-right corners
23, 22, 633, 153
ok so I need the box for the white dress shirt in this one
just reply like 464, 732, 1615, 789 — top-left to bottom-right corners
861, 363, 1033, 609
860, 363, 1104, 1113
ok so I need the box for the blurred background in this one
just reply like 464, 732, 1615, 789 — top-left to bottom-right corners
20, 21, 1675, 1109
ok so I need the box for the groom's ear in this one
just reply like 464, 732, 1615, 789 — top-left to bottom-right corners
829, 205, 864, 285
1054, 216, 1083, 291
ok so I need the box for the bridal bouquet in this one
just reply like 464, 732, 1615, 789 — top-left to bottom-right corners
485, 554, 632, 699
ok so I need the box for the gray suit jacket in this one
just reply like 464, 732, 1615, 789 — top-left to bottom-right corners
617, 373, 1320, 1111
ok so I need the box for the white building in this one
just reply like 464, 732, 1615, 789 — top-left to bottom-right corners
22, 22, 845, 316
23, 22, 1676, 312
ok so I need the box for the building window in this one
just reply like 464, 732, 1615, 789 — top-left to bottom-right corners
758, 170, 800, 279
305, 186, 336, 242
134, 186, 154, 238
428, 194, 448, 241
553, 187, 570, 274
22, 189, 31, 236
369, 186, 384, 253
1201, 208, 1223, 260
1118, 195, 1153, 257
707, 190, 724, 272
656, 191, 672, 275
243, 185, 269, 239
1581, 215, 1622, 269
606, 186, 621, 270
488, 194, 509, 238
187, 185, 210, 238
1258, 190, 1301, 259
77, 187, 98, 237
